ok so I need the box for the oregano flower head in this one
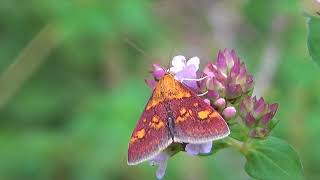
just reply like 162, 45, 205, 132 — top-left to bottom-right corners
203, 49, 254, 102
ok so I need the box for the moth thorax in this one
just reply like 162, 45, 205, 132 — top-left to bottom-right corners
167, 116, 175, 141
167, 116, 175, 130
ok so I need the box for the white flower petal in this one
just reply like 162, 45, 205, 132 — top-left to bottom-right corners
187, 56, 200, 71
169, 66, 180, 73
171, 55, 186, 73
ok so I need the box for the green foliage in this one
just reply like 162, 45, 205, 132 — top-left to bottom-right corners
307, 16, 320, 66
244, 137, 304, 180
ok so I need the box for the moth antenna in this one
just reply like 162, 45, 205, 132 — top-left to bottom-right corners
123, 37, 153, 60
180, 76, 209, 83
166, 51, 172, 73
197, 91, 208, 97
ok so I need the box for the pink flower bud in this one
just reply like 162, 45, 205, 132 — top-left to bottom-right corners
214, 98, 226, 110
204, 99, 211, 105
222, 106, 236, 120
152, 64, 166, 80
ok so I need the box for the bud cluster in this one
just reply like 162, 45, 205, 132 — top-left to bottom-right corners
240, 96, 278, 138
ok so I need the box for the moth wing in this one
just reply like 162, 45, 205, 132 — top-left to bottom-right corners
128, 102, 172, 165
171, 86, 230, 143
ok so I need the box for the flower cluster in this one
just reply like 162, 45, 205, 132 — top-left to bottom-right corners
140, 49, 278, 179
240, 96, 278, 138
203, 49, 254, 102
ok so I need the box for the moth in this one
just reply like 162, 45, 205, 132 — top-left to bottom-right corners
128, 73, 230, 165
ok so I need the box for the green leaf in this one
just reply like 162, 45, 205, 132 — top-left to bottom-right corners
307, 16, 320, 66
244, 136, 304, 180
229, 123, 248, 141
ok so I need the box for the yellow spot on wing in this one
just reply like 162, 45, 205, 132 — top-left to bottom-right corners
130, 137, 137, 144
136, 129, 145, 139
152, 116, 159, 123
180, 107, 187, 115
130, 128, 146, 144
150, 116, 165, 130
176, 116, 185, 123
176, 109, 192, 124
198, 110, 211, 120
209, 111, 219, 118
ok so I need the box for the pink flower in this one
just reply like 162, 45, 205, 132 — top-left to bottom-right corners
240, 96, 279, 138
149, 151, 170, 179
147, 55, 200, 89
185, 142, 213, 155
170, 55, 200, 89
203, 49, 254, 101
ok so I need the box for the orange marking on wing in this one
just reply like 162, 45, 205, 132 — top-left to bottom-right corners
176, 116, 185, 123
149, 116, 165, 130
209, 111, 219, 118
198, 110, 212, 120
193, 103, 198, 107
136, 129, 146, 138
152, 116, 159, 123
143, 119, 147, 123
150, 121, 164, 129
130, 137, 137, 144
176, 109, 192, 124
130, 128, 146, 144
146, 74, 192, 110
180, 107, 187, 115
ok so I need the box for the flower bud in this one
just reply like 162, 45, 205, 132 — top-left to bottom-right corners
222, 106, 236, 120
214, 98, 226, 110
249, 127, 269, 138
204, 99, 211, 105
152, 64, 166, 80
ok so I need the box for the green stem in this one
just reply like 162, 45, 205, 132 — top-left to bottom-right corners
0, 23, 61, 108
223, 136, 250, 155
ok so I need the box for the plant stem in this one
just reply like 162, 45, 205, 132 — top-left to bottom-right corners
0, 23, 61, 108
223, 136, 249, 155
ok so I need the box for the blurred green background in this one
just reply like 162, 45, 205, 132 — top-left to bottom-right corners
0, 0, 320, 179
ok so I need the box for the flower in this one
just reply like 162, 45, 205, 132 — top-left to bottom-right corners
152, 64, 166, 80
169, 55, 200, 89
222, 106, 237, 120
149, 151, 170, 179
145, 64, 166, 89
213, 98, 226, 111
146, 55, 200, 90
240, 96, 279, 138
203, 49, 254, 101
185, 142, 213, 155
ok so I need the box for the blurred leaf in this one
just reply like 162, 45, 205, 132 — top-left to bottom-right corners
307, 16, 320, 66
244, 136, 304, 180
243, 0, 275, 32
